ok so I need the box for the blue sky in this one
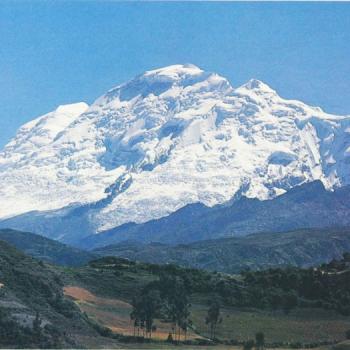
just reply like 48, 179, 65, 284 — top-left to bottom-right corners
1, 2, 350, 147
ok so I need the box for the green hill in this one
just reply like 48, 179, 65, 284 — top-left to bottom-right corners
0, 229, 95, 266
94, 228, 350, 273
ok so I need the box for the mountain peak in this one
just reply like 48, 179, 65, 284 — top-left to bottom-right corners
143, 63, 203, 79
103, 64, 231, 103
238, 78, 276, 94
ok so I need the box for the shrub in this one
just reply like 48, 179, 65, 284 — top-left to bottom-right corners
166, 332, 173, 343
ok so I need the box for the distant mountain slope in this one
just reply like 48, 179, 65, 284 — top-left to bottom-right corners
93, 228, 350, 273
0, 229, 95, 266
78, 181, 350, 248
1, 64, 350, 243
3, 180, 350, 249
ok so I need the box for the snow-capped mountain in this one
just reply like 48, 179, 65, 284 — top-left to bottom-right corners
1, 64, 350, 242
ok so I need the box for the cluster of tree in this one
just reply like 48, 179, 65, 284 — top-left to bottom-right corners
143, 256, 350, 316
130, 274, 192, 341
130, 289, 161, 338
129, 270, 229, 342
237, 253, 350, 315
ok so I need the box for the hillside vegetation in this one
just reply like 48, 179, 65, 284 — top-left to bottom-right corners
94, 228, 350, 273
0, 239, 101, 348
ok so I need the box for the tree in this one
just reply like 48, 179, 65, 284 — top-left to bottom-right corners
32, 311, 42, 344
130, 296, 142, 337
160, 276, 191, 342
255, 332, 265, 350
132, 318, 140, 337
205, 299, 222, 340
143, 290, 161, 338
167, 332, 174, 343
181, 318, 192, 341
171, 291, 191, 341
130, 290, 161, 339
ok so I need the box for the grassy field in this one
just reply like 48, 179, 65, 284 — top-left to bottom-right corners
191, 305, 350, 343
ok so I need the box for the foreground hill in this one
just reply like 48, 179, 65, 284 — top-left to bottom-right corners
0, 229, 95, 266
0, 240, 101, 348
93, 228, 350, 273
1, 64, 350, 244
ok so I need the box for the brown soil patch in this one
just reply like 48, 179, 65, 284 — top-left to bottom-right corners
64, 286, 130, 308
64, 285, 200, 341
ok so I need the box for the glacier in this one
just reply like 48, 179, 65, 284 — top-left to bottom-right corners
1, 64, 350, 241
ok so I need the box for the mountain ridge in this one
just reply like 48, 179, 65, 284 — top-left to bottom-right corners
77, 180, 350, 249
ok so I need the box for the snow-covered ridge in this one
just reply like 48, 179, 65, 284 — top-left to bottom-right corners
1, 64, 350, 236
